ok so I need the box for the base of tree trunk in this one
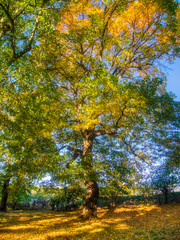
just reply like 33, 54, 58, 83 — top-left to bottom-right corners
0, 179, 10, 212
82, 205, 98, 219
82, 180, 99, 219
0, 207, 7, 212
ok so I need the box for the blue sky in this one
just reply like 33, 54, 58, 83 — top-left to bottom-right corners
165, 0, 180, 101
166, 59, 180, 101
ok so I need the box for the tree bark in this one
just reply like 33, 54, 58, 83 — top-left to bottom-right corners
12, 201, 17, 210
81, 131, 99, 219
83, 180, 99, 219
0, 178, 10, 212
163, 186, 168, 204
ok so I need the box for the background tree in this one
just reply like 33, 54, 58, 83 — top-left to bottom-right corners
0, 157, 11, 211
100, 181, 129, 209
153, 128, 180, 168
0, 0, 72, 211
7, 177, 33, 210
151, 162, 179, 204
96, 137, 134, 208
41, 182, 85, 211
0, 113, 60, 212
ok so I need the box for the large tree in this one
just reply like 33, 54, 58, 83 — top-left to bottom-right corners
1, 0, 179, 218
31, 0, 179, 218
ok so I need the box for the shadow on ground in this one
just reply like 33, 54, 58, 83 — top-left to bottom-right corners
0, 203, 180, 240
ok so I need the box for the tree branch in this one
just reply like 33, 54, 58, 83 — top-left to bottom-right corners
14, 4, 30, 20
59, 145, 82, 160
100, 0, 120, 61
6, 0, 47, 66
122, 139, 147, 162
0, 3, 14, 26
94, 102, 127, 137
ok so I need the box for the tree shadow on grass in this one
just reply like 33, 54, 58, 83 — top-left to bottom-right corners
50, 204, 180, 240
0, 210, 80, 227
0, 204, 179, 240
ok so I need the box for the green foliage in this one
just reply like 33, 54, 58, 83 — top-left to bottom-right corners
0, 0, 70, 68
151, 163, 179, 192
45, 184, 85, 210
7, 178, 32, 205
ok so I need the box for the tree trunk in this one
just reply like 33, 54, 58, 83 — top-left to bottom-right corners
0, 178, 10, 212
82, 131, 99, 219
83, 180, 99, 218
114, 195, 118, 208
12, 201, 17, 210
163, 186, 168, 204
158, 194, 161, 205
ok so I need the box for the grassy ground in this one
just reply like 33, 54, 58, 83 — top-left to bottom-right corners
0, 203, 180, 240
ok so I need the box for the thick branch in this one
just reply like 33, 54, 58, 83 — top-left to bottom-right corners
100, 1, 120, 60
14, 4, 30, 20
0, 3, 14, 26
94, 102, 127, 137
60, 145, 82, 160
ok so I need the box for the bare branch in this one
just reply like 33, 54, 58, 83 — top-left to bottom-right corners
66, 146, 82, 160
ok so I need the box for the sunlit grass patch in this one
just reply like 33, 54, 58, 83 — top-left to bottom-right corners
0, 203, 180, 239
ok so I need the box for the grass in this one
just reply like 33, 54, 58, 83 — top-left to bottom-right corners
0, 203, 180, 240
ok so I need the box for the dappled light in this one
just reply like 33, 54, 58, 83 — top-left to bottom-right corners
0, 0, 179, 239
0, 204, 180, 239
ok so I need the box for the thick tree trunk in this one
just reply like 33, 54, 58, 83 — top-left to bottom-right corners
83, 180, 99, 218
0, 178, 10, 212
81, 131, 99, 219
